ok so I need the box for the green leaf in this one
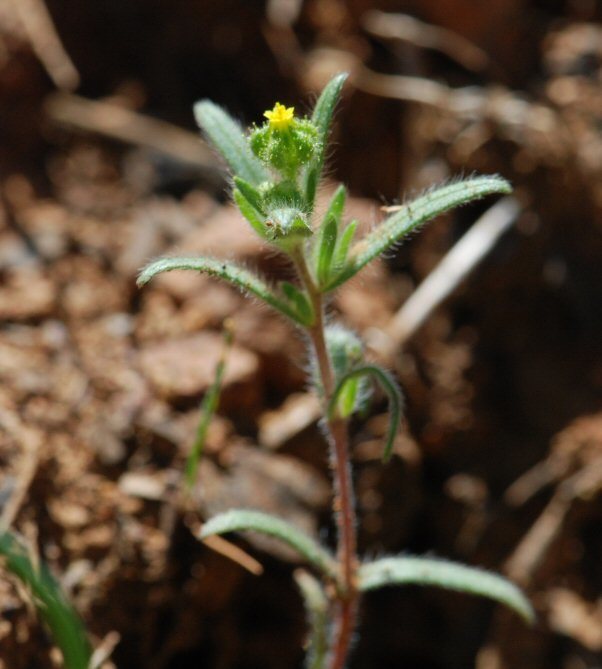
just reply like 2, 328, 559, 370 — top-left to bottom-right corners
234, 176, 266, 214
304, 165, 319, 210
185, 325, 232, 490
0, 532, 92, 669
137, 256, 306, 325
328, 365, 403, 462
233, 188, 268, 237
281, 282, 315, 326
330, 219, 358, 279
359, 556, 534, 623
311, 73, 348, 150
303, 73, 348, 206
200, 509, 338, 581
316, 215, 338, 288
323, 184, 347, 225
326, 176, 512, 290
194, 100, 269, 186
294, 570, 330, 669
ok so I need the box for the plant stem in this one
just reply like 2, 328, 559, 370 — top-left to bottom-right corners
294, 251, 359, 669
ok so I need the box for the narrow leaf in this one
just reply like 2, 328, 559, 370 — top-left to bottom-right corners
281, 282, 315, 326
331, 219, 358, 272
234, 176, 266, 214
304, 73, 348, 205
304, 166, 319, 210
311, 73, 348, 148
328, 365, 403, 462
316, 216, 338, 287
294, 570, 330, 669
323, 184, 347, 224
313, 185, 345, 286
194, 100, 268, 185
0, 532, 92, 669
185, 324, 233, 489
137, 256, 305, 325
327, 176, 512, 290
359, 556, 534, 623
233, 188, 268, 237
200, 509, 338, 580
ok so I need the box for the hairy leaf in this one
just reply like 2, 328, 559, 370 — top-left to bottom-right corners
294, 570, 330, 669
330, 219, 358, 278
281, 282, 315, 326
137, 256, 308, 325
316, 215, 338, 287
200, 510, 338, 580
0, 532, 92, 669
304, 73, 348, 204
329, 365, 403, 462
359, 556, 534, 623
311, 73, 348, 150
194, 100, 269, 186
234, 176, 266, 214
326, 176, 512, 290
233, 188, 268, 237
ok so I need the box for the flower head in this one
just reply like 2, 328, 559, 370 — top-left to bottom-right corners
264, 102, 295, 131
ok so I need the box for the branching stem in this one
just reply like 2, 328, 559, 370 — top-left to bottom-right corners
294, 250, 358, 669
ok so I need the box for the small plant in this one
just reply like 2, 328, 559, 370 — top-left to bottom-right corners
138, 74, 533, 668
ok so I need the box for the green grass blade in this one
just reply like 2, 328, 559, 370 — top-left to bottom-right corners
327, 176, 512, 289
0, 532, 92, 669
359, 556, 534, 623
328, 364, 403, 462
194, 100, 269, 185
200, 509, 338, 580
137, 256, 306, 325
185, 325, 232, 490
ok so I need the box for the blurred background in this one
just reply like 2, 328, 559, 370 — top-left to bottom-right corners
0, 1, 601, 668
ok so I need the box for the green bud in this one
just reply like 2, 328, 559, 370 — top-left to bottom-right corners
250, 103, 321, 180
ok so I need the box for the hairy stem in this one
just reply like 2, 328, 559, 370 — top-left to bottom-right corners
294, 250, 358, 669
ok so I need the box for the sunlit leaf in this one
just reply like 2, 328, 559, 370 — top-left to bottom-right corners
194, 100, 269, 185
326, 176, 512, 289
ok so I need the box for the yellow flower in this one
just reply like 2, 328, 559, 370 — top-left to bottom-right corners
264, 102, 294, 130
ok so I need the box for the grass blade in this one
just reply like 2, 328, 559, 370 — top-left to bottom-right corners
0, 532, 92, 669
185, 323, 233, 489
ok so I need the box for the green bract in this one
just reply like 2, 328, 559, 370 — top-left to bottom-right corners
139, 73, 531, 669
